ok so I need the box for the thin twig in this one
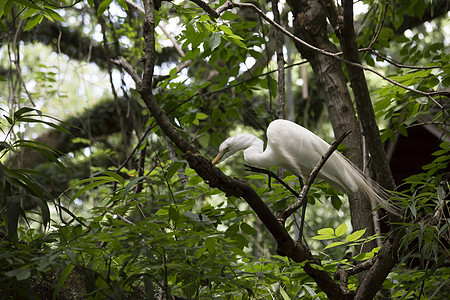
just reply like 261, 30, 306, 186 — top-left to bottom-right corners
172, 61, 309, 112
116, 122, 156, 173
13, 19, 35, 106
279, 130, 351, 223
244, 165, 300, 197
158, 24, 186, 57
125, 0, 144, 13
359, 48, 443, 70
190, 0, 220, 17
367, 0, 390, 49
125, 0, 192, 78
111, 56, 142, 86
361, 1, 441, 71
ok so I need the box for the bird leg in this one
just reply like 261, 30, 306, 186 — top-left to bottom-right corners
245, 165, 309, 243
295, 177, 309, 244
244, 165, 300, 197
280, 131, 351, 225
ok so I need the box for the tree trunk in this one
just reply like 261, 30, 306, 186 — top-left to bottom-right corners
286, 0, 376, 249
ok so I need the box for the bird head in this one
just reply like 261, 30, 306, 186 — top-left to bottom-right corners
212, 134, 261, 165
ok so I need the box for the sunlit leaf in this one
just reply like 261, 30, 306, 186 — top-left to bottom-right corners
346, 229, 367, 243
317, 228, 334, 236
335, 223, 348, 237
324, 241, 345, 249
280, 287, 291, 300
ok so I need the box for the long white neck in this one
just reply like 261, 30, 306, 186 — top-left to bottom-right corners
242, 136, 276, 169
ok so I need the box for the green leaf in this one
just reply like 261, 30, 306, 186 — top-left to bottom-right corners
122, 175, 147, 199
97, 0, 113, 16
14, 107, 35, 118
397, 124, 408, 136
5, 267, 31, 281
52, 264, 75, 300
7, 196, 21, 242
218, 25, 233, 35
30, 195, 50, 230
312, 234, 335, 240
116, 0, 128, 11
317, 228, 334, 235
346, 228, 367, 243
335, 223, 348, 237
43, 8, 65, 22
221, 11, 239, 20
225, 223, 240, 237
17, 117, 70, 134
186, 175, 203, 187
15, 0, 41, 10
2, 0, 14, 18
354, 252, 374, 261
143, 274, 155, 299
209, 32, 222, 51
324, 241, 345, 249
205, 237, 216, 253
280, 287, 291, 300
196, 112, 208, 120
331, 195, 342, 210
229, 246, 245, 256
14, 140, 68, 172
101, 171, 125, 186
0, 141, 15, 154
167, 161, 184, 180
354, 247, 380, 261
168, 205, 179, 222
240, 222, 257, 235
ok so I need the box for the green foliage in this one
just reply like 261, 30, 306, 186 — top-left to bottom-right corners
0, 108, 68, 242
312, 223, 378, 255
1, 0, 449, 298
0, 0, 65, 32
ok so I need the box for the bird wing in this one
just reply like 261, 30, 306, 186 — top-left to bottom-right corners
267, 120, 357, 193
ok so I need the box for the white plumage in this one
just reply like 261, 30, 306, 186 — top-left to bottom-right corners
213, 119, 396, 213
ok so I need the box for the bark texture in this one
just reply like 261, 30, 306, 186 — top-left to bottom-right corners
285, 0, 377, 248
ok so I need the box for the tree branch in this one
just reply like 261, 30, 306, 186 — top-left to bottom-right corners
271, 0, 286, 119
112, 56, 142, 87
334, 257, 376, 295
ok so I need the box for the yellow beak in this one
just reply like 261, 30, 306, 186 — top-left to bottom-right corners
212, 152, 224, 165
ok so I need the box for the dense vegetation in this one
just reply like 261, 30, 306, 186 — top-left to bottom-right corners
0, 0, 449, 299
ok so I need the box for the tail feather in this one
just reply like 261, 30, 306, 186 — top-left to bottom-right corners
335, 152, 401, 216
354, 174, 401, 216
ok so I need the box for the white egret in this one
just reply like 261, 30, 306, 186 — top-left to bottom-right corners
212, 119, 397, 216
